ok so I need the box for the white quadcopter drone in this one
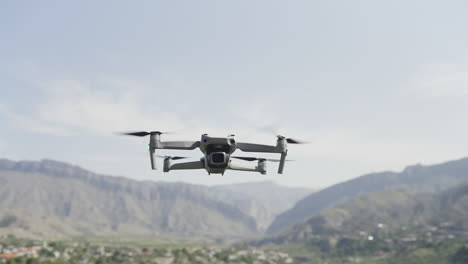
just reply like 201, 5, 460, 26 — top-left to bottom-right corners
121, 131, 305, 175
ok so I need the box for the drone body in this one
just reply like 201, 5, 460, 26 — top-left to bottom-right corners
123, 131, 304, 175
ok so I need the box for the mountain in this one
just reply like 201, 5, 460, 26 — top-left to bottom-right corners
208, 181, 313, 231
0, 159, 258, 241
267, 157, 468, 234
254, 181, 468, 246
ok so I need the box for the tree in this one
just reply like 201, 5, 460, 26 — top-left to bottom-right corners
26, 258, 39, 264
452, 246, 468, 264
39, 248, 54, 258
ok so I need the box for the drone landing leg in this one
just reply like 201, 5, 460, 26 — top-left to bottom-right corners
277, 150, 288, 174
149, 148, 157, 170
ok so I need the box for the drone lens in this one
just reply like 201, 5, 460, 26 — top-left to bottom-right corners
212, 153, 225, 163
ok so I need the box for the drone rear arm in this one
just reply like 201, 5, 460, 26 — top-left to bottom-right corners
148, 134, 200, 170
236, 142, 281, 153
148, 133, 201, 150
236, 141, 288, 174
156, 141, 201, 150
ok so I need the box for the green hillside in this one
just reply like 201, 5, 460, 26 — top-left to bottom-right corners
252, 183, 468, 263
268, 158, 468, 235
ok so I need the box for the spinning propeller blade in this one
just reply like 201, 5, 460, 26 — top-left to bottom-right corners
156, 155, 188, 160
231, 156, 258, 161
120, 131, 173, 137
231, 156, 293, 162
256, 126, 308, 144
286, 138, 308, 144
277, 135, 308, 144
121, 131, 151, 137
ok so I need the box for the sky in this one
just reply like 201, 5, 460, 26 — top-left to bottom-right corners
1, 0, 468, 188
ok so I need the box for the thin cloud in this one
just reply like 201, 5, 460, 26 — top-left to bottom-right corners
302, 131, 459, 165
32, 78, 185, 135
0, 102, 74, 136
408, 64, 468, 97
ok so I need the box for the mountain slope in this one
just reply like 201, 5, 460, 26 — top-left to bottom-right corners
267, 157, 468, 234
255, 182, 468, 246
0, 159, 258, 240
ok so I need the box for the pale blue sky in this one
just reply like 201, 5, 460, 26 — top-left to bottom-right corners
1, 1, 468, 188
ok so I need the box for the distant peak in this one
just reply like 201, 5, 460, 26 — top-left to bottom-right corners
403, 163, 424, 174
0, 158, 95, 179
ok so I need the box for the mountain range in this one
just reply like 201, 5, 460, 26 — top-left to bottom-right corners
267, 157, 468, 235
0, 158, 311, 241
2, 156, 468, 247
254, 182, 468, 246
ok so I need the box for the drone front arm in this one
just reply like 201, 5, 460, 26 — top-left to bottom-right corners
236, 142, 281, 153
164, 160, 205, 172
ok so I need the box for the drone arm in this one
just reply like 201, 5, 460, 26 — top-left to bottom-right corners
156, 141, 201, 150
236, 142, 281, 153
165, 160, 205, 171
237, 140, 289, 174
227, 161, 266, 174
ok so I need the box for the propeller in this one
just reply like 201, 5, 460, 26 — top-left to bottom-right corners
156, 155, 188, 160
277, 135, 308, 144
255, 125, 308, 144
120, 131, 173, 137
231, 156, 293, 162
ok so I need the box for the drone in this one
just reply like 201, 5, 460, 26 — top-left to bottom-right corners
121, 131, 305, 175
